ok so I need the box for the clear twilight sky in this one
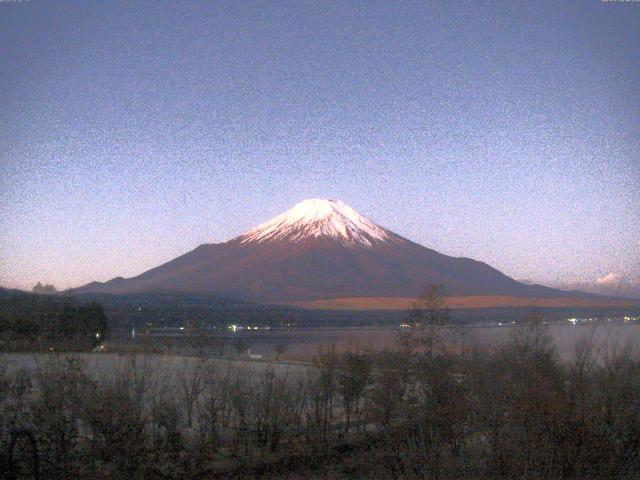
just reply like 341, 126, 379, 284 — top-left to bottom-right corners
1, 1, 639, 297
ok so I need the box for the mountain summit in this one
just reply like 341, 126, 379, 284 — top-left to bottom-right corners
239, 199, 391, 246
70, 199, 594, 305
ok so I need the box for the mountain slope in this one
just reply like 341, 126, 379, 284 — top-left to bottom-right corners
70, 199, 594, 303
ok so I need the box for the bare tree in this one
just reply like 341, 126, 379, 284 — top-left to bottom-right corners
406, 284, 450, 358
179, 359, 204, 428
337, 352, 371, 433
274, 342, 289, 360
233, 337, 249, 356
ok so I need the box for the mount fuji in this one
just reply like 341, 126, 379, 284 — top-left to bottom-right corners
70, 199, 610, 308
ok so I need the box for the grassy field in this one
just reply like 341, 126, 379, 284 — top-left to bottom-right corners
1, 352, 314, 382
279, 295, 640, 310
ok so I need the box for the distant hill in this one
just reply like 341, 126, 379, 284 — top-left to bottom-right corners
71, 291, 401, 328
69, 291, 640, 328
2, 287, 636, 330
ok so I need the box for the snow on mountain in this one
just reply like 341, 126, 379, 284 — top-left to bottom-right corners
238, 199, 391, 246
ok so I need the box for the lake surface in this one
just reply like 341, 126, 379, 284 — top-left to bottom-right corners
122, 322, 640, 362
3, 324, 638, 383
248, 323, 640, 361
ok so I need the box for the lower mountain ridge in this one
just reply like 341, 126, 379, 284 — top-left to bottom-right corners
68, 199, 610, 306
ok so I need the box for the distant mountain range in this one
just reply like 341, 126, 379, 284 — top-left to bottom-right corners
5, 287, 637, 329
69, 199, 635, 309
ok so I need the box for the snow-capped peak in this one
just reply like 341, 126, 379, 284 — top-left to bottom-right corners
238, 199, 391, 246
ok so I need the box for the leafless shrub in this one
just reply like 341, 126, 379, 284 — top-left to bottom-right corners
336, 352, 371, 433
30, 356, 95, 476
81, 374, 148, 477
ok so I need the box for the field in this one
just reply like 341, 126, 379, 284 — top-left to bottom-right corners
2, 352, 314, 382
279, 295, 640, 310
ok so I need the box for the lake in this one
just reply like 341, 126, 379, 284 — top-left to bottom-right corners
112, 321, 640, 362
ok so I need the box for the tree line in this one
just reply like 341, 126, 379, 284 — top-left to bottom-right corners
0, 289, 109, 351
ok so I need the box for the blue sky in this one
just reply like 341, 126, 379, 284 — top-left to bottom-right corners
1, 1, 639, 296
